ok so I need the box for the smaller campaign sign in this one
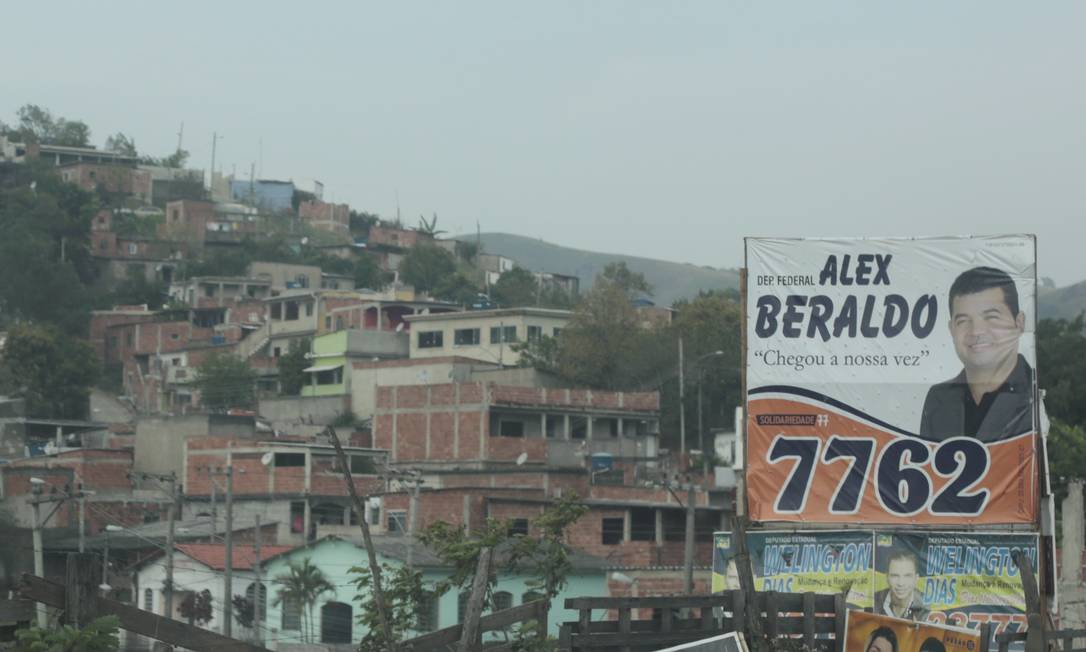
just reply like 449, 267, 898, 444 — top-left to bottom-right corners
845, 610, 980, 652
653, 631, 749, 652
713, 530, 875, 608
875, 532, 1037, 640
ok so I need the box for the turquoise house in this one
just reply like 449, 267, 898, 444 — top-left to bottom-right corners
258, 535, 607, 647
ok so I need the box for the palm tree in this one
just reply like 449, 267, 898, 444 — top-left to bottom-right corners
273, 558, 335, 642
417, 213, 447, 237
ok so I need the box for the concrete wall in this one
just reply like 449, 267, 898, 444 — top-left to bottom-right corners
133, 415, 256, 478
349, 359, 476, 421
259, 395, 350, 429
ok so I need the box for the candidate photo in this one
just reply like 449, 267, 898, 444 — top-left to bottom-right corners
873, 549, 928, 622
919, 266, 1035, 442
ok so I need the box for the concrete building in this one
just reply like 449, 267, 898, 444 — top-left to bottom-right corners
59, 162, 153, 203
133, 414, 258, 480
229, 178, 294, 213
298, 200, 350, 236
247, 261, 322, 292
169, 276, 272, 308
299, 330, 409, 398
404, 308, 572, 366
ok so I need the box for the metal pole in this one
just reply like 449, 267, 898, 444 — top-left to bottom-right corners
102, 533, 110, 591
407, 476, 420, 569
164, 475, 178, 619
31, 496, 46, 627
209, 131, 218, 192
683, 484, 696, 594
254, 514, 262, 643
78, 494, 85, 554
699, 377, 707, 476
679, 337, 686, 457
223, 468, 234, 637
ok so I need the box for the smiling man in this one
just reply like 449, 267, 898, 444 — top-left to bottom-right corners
874, 550, 928, 621
919, 266, 1035, 442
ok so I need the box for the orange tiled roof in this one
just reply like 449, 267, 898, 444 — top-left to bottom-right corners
175, 543, 295, 570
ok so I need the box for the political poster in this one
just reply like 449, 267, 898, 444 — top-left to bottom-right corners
845, 610, 981, 652
713, 530, 875, 608
873, 532, 1036, 638
745, 236, 1039, 525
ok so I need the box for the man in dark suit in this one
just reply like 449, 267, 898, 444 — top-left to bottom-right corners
919, 266, 1034, 442
873, 550, 928, 622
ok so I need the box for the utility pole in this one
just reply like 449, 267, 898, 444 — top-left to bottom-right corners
77, 489, 86, 554
223, 467, 234, 637
164, 474, 179, 620
405, 472, 422, 570
253, 514, 262, 643
209, 131, 218, 192
678, 337, 687, 457
30, 488, 46, 627
683, 482, 696, 594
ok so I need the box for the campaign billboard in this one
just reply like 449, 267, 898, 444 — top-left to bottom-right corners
844, 610, 981, 652
713, 530, 876, 608
873, 531, 1037, 638
745, 235, 1039, 525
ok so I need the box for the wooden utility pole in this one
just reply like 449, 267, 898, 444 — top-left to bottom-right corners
30, 492, 46, 628
165, 474, 179, 620
326, 426, 396, 649
459, 547, 493, 652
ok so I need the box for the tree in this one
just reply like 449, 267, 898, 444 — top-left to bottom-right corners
104, 132, 138, 157
353, 253, 389, 291
5, 104, 91, 147
0, 323, 99, 419
1037, 315, 1086, 426
350, 562, 431, 650
278, 339, 311, 396
194, 353, 256, 412
491, 267, 539, 308
15, 615, 120, 652
399, 244, 457, 295
180, 589, 214, 626
274, 558, 335, 643
598, 261, 652, 297
434, 272, 480, 305
417, 213, 446, 237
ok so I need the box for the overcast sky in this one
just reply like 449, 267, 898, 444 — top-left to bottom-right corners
5, 2, 1084, 284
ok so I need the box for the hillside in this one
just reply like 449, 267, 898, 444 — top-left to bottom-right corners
464, 233, 741, 306
1039, 280, 1086, 321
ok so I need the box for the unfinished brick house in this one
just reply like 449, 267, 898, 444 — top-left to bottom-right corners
371, 381, 725, 595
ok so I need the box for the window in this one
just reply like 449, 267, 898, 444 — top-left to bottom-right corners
325, 316, 332, 329
143, 588, 153, 612
508, 519, 529, 537
205, 285, 215, 298
418, 330, 443, 349
290, 501, 305, 534
493, 591, 513, 612
601, 518, 624, 545
454, 328, 480, 346
545, 417, 563, 439
527, 325, 542, 342
350, 455, 376, 474
630, 507, 655, 542
271, 303, 282, 320
305, 302, 313, 317
662, 510, 685, 542
127, 243, 138, 255
285, 302, 299, 320
553, 327, 563, 338
570, 416, 587, 440
275, 453, 306, 467
387, 511, 407, 533
498, 420, 524, 438
170, 333, 180, 341
246, 582, 267, 626
369, 503, 381, 526
273, 346, 281, 358
489, 325, 517, 343
416, 593, 439, 632
170, 208, 179, 222
315, 367, 342, 385
282, 595, 302, 630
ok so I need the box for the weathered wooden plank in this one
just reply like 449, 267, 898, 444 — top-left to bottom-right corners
17, 574, 266, 652
402, 600, 550, 651
803, 592, 817, 650
765, 592, 780, 638
834, 593, 847, 652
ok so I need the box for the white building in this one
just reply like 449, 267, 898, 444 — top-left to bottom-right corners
404, 307, 572, 367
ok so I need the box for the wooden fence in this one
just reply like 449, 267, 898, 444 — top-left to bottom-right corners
559, 591, 847, 652
400, 598, 550, 652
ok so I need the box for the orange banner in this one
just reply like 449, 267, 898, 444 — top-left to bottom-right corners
747, 395, 1037, 525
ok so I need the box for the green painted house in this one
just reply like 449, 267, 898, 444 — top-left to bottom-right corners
300, 329, 408, 398
258, 535, 607, 647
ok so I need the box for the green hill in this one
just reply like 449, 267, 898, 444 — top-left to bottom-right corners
462, 233, 740, 306
1039, 280, 1086, 321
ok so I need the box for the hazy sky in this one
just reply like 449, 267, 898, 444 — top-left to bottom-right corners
5, 2, 1084, 284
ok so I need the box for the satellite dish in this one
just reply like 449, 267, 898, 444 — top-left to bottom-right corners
395, 322, 404, 332
301, 237, 309, 245
261, 452, 274, 466
515, 452, 528, 466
